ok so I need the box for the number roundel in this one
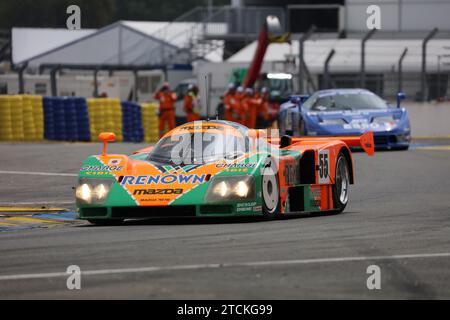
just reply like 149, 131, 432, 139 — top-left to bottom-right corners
318, 150, 330, 184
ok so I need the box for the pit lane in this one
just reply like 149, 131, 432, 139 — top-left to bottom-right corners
0, 140, 449, 299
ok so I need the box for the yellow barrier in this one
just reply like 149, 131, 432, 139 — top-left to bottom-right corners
141, 103, 159, 143
0, 96, 13, 141
87, 98, 123, 142
0, 95, 45, 141
31, 95, 44, 141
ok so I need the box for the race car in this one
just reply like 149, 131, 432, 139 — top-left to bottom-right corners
279, 89, 411, 150
76, 120, 374, 225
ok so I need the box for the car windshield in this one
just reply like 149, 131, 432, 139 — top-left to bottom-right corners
148, 132, 249, 165
302, 91, 389, 111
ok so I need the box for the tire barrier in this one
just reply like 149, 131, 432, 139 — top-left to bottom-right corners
42, 96, 90, 141
122, 101, 144, 143
141, 103, 160, 143
31, 95, 44, 141
1, 95, 159, 143
87, 98, 123, 142
0, 96, 14, 141
74, 97, 91, 142
0, 95, 45, 141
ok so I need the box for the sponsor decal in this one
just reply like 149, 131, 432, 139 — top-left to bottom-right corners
133, 189, 183, 196
84, 171, 111, 176
237, 202, 257, 208
284, 162, 299, 185
253, 206, 262, 212
81, 165, 123, 172
310, 187, 321, 207
179, 125, 223, 131
108, 159, 122, 166
153, 164, 203, 174
216, 163, 257, 169
120, 174, 207, 185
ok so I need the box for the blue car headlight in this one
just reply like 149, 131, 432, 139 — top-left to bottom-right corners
205, 175, 255, 202
75, 178, 114, 205
372, 116, 399, 130
372, 115, 398, 125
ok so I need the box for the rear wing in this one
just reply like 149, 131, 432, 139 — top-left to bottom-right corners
289, 131, 375, 156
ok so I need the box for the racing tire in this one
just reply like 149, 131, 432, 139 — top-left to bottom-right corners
261, 159, 281, 219
331, 153, 350, 214
88, 219, 124, 226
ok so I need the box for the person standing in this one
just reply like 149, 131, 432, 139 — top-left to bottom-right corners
184, 84, 201, 122
154, 82, 177, 137
234, 86, 246, 125
242, 88, 260, 128
223, 83, 238, 122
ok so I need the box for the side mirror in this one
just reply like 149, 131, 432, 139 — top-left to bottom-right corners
289, 95, 301, 104
99, 132, 116, 156
396, 92, 406, 108
299, 95, 310, 103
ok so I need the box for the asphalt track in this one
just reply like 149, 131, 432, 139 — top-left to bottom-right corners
0, 141, 449, 299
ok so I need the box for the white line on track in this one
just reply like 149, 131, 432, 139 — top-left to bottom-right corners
0, 252, 449, 281
0, 200, 74, 206
0, 170, 77, 177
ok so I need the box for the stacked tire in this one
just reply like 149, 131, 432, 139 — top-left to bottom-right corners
22, 95, 36, 141
0, 96, 13, 141
141, 103, 159, 143
75, 97, 91, 142
64, 97, 78, 141
53, 97, 66, 141
10, 96, 25, 141
87, 98, 123, 142
43, 97, 56, 140
31, 95, 44, 141
122, 101, 144, 142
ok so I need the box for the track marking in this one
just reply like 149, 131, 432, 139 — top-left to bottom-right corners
0, 206, 70, 212
0, 170, 77, 177
4, 217, 65, 224
0, 252, 449, 281
0, 201, 73, 206
0, 221, 18, 226
416, 145, 450, 151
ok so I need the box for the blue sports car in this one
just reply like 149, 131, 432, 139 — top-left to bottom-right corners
279, 89, 411, 150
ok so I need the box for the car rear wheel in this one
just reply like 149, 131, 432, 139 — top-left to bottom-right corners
332, 153, 350, 213
262, 160, 281, 219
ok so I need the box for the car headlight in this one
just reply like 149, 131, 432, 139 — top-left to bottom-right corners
372, 116, 398, 125
205, 175, 255, 202
319, 118, 346, 126
75, 178, 114, 205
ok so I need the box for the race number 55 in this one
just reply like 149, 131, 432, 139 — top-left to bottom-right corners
318, 150, 330, 184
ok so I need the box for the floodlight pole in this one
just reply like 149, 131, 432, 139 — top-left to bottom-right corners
420, 27, 438, 102
17, 63, 28, 94
323, 49, 336, 89
298, 25, 316, 93
360, 28, 377, 88
93, 69, 99, 98
398, 47, 408, 93
133, 69, 139, 102
50, 66, 60, 97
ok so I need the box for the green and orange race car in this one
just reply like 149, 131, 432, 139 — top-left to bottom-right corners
76, 120, 374, 225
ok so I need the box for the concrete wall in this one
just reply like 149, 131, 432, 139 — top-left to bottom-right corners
404, 102, 450, 137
